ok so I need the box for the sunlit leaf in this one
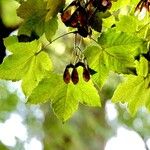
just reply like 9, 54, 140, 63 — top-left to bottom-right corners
0, 36, 52, 95
116, 15, 139, 33
112, 75, 150, 116
28, 69, 100, 121
1, 0, 21, 27
17, 0, 58, 41
116, 15, 150, 40
46, 0, 65, 21
135, 56, 149, 77
84, 29, 147, 87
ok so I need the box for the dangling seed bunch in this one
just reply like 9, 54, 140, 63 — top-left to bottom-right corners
60, 0, 112, 37
135, 0, 150, 19
63, 61, 96, 84
61, 0, 112, 84
63, 31, 97, 85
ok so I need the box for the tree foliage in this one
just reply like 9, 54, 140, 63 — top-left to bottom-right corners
1, 0, 150, 121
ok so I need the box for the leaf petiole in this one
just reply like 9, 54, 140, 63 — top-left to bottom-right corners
43, 31, 77, 49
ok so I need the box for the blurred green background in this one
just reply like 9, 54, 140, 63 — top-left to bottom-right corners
0, 0, 150, 150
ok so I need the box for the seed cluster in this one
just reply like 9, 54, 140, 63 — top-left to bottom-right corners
61, 0, 112, 37
135, 0, 150, 13
135, 0, 150, 19
63, 62, 96, 84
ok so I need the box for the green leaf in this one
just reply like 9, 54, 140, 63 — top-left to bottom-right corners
27, 74, 78, 122
98, 29, 144, 53
103, 15, 116, 29
45, 16, 58, 41
110, 0, 130, 11
98, 29, 147, 55
17, 0, 47, 36
112, 75, 150, 116
135, 56, 149, 77
116, 15, 139, 33
45, 0, 65, 21
27, 74, 61, 104
1, 0, 21, 27
22, 51, 52, 95
0, 36, 52, 95
4, 35, 18, 48
116, 15, 150, 40
84, 45, 110, 87
110, 0, 138, 12
17, 0, 58, 41
75, 67, 101, 107
76, 80, 101, 107
52, 81, 78, 122
1, 37, 41, 80
84, 29, 146, 87
28, 70, 100, 121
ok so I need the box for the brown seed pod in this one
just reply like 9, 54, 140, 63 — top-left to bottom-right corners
71, 68, 79, 84
63, 68, 71, 84
83, 67, 90, 82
